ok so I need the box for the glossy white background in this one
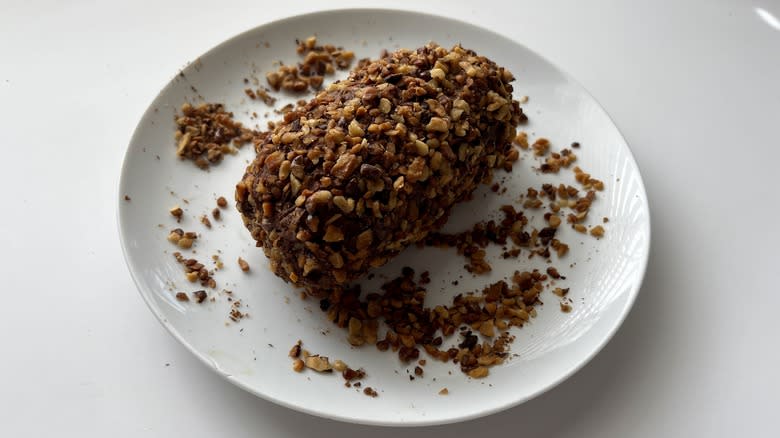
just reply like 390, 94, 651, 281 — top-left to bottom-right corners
1, 0, 778, 436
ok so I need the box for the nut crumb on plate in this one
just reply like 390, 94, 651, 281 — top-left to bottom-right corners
170, 205, 183, 221
192, 290, 207, 303
265, 36, 355, 93
304, 355, 333, 372
173, 252, 216, 288
289, 340, 302, 358
167, 229, 198, 249
174, 103, 253, 170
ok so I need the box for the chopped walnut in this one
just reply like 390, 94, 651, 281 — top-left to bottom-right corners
192, 290, 207, 303
265, 36, 354, 93
173, 252, 216, 289
332, 360, 348, 373
255, 87, 276, 105
170, 205, 183, 221
342, 367, 366, 381
467, 366, 489, 378
167, 229, 198, 249
237, 257, 250, 272
304, 355, 333, 372
288, 340, 302, 358
174, 103, 253, 169
531, 138, 550, 156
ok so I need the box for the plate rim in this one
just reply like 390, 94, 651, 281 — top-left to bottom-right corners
117, 6, 652, 427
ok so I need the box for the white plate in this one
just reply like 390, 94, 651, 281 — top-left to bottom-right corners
118, 9, 650, 426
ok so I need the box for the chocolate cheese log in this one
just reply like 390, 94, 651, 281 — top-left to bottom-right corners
236, 43, 525, 293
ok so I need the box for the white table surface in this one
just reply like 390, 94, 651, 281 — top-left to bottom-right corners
1, 0, 778, 436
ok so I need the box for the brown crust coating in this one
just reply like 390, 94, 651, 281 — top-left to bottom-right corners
236, 43, 524, 292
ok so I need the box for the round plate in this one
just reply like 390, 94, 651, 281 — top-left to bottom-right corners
118, 8, 650, 426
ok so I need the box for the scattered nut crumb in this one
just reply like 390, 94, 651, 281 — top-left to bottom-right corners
238, 257, 250, 272
333, 360, 347, 372
229, 299, 248, 322
439, 388, 449, 395
289, 340, 302, 358
175, 292, 189, 301
467, 366, 489, 379
532, 138, 550, 156
304, 355, 333, 372
173, 252, 216, 288
514, 131, 529, 149
174, 103, 253, 169
342, 367, 366, 381
255, 87, 277, 105
170, 206, 183, 222
167, 228, 183, 244
265, 36, 354, 93
167, 229, 198, 249
192, 290, 207, 303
